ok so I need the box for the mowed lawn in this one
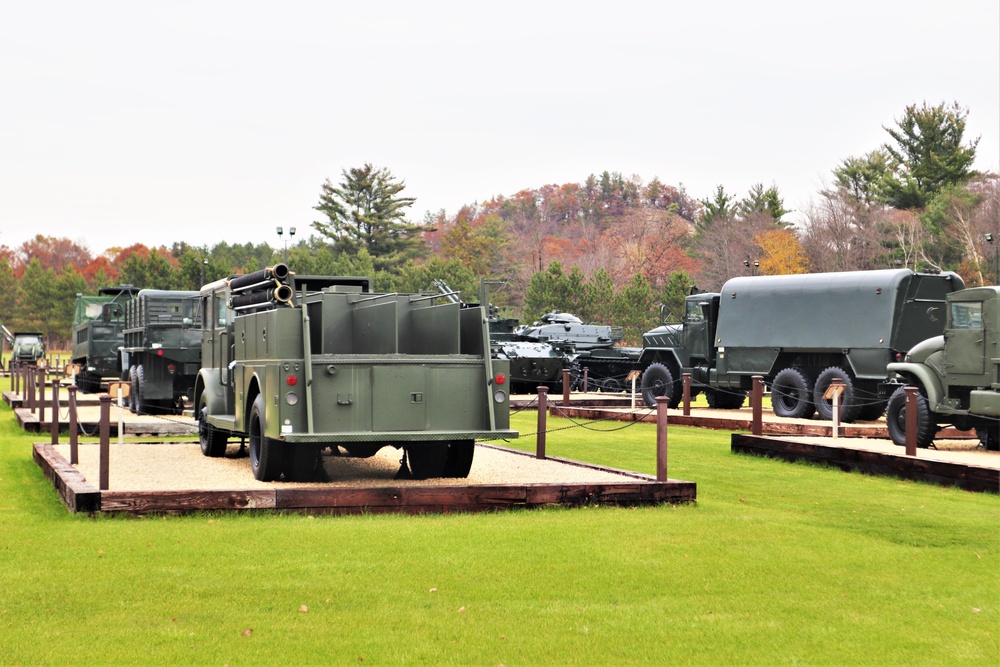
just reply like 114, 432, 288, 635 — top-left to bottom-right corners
0, 374, 997, 665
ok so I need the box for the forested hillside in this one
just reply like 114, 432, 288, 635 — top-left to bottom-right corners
2, 101, 996, 348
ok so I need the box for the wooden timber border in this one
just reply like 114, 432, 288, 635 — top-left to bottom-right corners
33, 442, 696, 515
731, 434, 999, 493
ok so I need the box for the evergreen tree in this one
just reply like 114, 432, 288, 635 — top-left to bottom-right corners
313, 164, 426, 273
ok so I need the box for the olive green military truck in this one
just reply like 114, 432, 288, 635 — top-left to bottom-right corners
121, 289, 202, 414
882, 285, 1000, 450
3, 327, 45, 369
639, 269, 965, 422
71, 285, 141, 392
195, 265, 517, 482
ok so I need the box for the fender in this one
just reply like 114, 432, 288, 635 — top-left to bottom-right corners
886, 362, 947, 409
637, 348, 683, 378
195, 368, 228, 417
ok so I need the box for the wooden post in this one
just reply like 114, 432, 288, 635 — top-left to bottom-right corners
26, 365, 35, 411
99, 395, 111, 491
536, 385, 548, 459
751, 375, 764, 436
68, 385, 79, 465
12, 359, 19, 395
830, 378, 844, 439
904, 386, 918, 457
682, 373, 692, 416
50, 379, 59, 445
627, 370, 641, 411
38, 366, 46, 423
562, 369, 571, 407
656, 395, 669, 481
582, 366, 589, 394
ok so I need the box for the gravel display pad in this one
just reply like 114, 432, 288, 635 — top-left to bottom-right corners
51, 441, 649, 492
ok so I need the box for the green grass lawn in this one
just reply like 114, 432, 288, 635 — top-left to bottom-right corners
0, 374, 997, 665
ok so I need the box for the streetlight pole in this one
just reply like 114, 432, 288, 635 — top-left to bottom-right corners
744, 258, 759, 276
277, 226, 297, 263
986, 234, 997, 285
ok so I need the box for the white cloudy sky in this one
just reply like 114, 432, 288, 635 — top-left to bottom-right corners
1, 1, 998, 256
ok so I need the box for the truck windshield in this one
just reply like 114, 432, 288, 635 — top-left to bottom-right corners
950, 302, 982, 329
685, 300, 704, 323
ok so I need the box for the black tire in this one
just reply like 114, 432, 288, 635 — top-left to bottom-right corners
249, 395, 283, 481
128, 365, 138, 413
285, 444, 321, 482
641, 363, 680, 409
976, 426, 1000, 451
853, 381, 887, 421
770, 367, 815, 419
406, 443, 449, 480
135, 365, 148, 415
602, 378, 623, 393
706, 388, 747, 410
442, 440, 476, 478
886, 386, 935, 448
198, 396, 227, 457
813, 366, 860, 423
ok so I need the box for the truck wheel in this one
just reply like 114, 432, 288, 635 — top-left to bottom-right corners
641, 363, 680, 408
443, 440, 475, 478
771, 368, 815, 419
128, 366, 138, 413
813, 367, 860, 423
602, 378, 623, 393
406, 444, 449, 479
285, 445, 320, 482
249, 395, 283, 481
853, 381, 887, 421
975, 426, 1000, 451
199, 398, 228, 458
706, 388, 747, 410
886, 386, 935, 448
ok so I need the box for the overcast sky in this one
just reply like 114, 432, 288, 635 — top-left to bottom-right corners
2, 1, 998, 257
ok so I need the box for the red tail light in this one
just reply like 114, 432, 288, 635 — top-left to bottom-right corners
495, 373, 506, 385
286, 375, 298, 386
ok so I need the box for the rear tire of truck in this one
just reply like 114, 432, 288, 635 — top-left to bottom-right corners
199, 400, 227, 458
975, 426, 1000, 451
641, 363, 680, 409
406, 444, 449, 479
705, 388, 747, 410
886, 386, 935, 448
135, 365, 148, 415
249, 395, 283, 481
128, 366, 138, 413
771, 368, 815, 419
443, 440, 476, 478
813, 367, 860, 423
285, 444, 320, 482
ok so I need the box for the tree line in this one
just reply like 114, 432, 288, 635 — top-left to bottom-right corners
2, 101, 996, 349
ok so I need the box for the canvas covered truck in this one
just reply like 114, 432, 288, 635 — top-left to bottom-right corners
72, 285, 141, 392
882, 285, 1000, 450
121, 289, 203, 414
638, 269, 965, 422
195, 265, 517, 482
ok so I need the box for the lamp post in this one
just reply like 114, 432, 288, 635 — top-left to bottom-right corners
987, 234, 998, 285
744, 258, 759, 276
277, 226, 296, 263
200, 259, 208, 287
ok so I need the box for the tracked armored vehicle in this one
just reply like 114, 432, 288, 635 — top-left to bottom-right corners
196, 265, 516, 482
71, 285, 141, 392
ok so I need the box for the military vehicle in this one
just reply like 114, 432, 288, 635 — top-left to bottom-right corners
71, 285, 141, 392
196, 265, 516, 482
516, 311, 642, 392
3, 326, 45, 369
639, 269, 965, 421
882, 285, 1000, 450
121, 289, 202, 414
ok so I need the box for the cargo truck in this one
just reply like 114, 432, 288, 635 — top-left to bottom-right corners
121, 289, 202, 414
639, 269, 965, 422
882, 285, 1000, 450
71, 285, 141, 392
196, 265, 517, 482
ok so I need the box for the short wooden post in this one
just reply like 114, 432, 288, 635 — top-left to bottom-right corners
751, 375, 764, 436
50, 379, 60, 445
536, 385, 548, 459
26, 365, 35, 411
562, 369, 571, 406
12, 359, 19, 395
99, 394, 111, 490
682, 373, 692, 416
68, 385, 79, 465
582, 366, 589, 394
904, 386, 918, 457
829, 378, 844, 439
38, 366, 46, 423
656, 395, 669, 481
